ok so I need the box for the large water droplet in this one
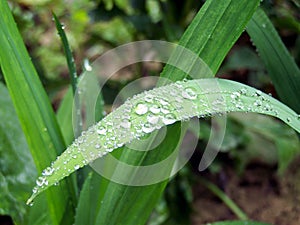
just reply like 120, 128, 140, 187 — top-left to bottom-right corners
135, 103, 148, 115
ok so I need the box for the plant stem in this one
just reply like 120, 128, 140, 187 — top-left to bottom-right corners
199, 177, 249, 220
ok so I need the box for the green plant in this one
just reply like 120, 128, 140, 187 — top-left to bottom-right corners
0, 0, 299, 225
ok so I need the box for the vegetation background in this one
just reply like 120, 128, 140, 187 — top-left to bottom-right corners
0, 0, 300, 225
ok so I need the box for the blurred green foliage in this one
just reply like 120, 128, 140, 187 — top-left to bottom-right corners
2, 0, 300, 224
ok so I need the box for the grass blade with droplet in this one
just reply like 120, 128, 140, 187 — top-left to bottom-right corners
27, 78, 300, 204
247, 7, 300, 113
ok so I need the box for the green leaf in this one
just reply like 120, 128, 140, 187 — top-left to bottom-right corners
0, 82, 36, 224
230, 113, 300, 174
28, 78, 300, 203
0, 1, 76, 224
90, 1, 261, 224
52, 13, 78, 95
247, 8, 300, 113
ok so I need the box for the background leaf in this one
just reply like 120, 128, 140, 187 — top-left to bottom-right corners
0, 1, 76, 224
0, 82, 36, 224
247, 7, 300, 113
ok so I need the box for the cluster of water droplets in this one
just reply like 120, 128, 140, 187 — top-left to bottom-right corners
28, 78, 300, 205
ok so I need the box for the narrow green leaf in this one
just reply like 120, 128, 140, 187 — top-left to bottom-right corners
57, 88, 75, 145
247, 8, 300, 113
28, 78, 300, 203
0, 1, 76, 224
92, 1, 261, 224
52, 13, 78, 95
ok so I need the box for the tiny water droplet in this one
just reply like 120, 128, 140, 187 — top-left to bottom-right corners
42, 167, 54, 176
135, 103, 148, 115
162, 113, 176, 125
231, 92, 240, 100
142, 123, 155, 133
97, 126, 107, 135
239, 88, 247, 95
287, 117, 291, 123
182, 87, 197, 100
74, 165, 80, 170
254, 99, 262, 107
120, 120, 131, 129
95, 143, 101, 149
149, 104, 160, 114
255, 90, 262, 96
147, 114, 160, 125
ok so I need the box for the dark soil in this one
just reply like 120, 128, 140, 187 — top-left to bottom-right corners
191, 157, 300, 225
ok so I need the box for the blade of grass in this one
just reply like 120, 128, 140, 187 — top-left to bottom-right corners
94, 1, 261, 224
0, 1, 76, 224
199, 177, 248, 220
247, 7, 300, 113
28, 78, 300, 205
72, 0, 261, 224
52, 13, 78, 95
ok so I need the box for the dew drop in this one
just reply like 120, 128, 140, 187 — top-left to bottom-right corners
142, 123, 155, 133
42, 167, 54, 176
182, 87, 197, 100
231, 92, 240, 100
239, 88, 247, 95
147, 114, 160, 125
120, 120, 131, 129
162, 113, 176, 125
149, 104, 160, 114
95, 143, 101, 149
255, 90, 262, 96
135, 103, 148, 115
32, 187, 38, 194
74, 165, 80, 170
254, 99, 262, 107
287, 117, 291, 123
97, 126, 107, 135
161, 105, 170, 114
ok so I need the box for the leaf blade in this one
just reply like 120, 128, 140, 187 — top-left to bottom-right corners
28, 78, 300, 203
247, 7, 300, 113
